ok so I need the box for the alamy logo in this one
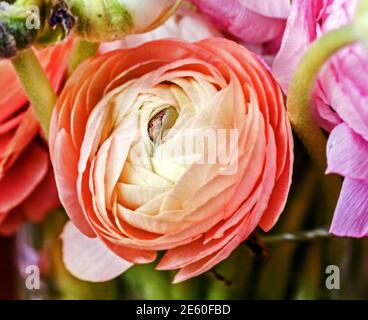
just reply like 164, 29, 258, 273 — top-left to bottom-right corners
25, 265, 40, 290
25, 6, 41, 30
325, 265, 340, 290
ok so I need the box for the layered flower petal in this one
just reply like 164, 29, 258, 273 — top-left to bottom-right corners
327, 123, 368, 182
330, 178, 368, 237
188, 0, 291, 62
51, 38, 293, 282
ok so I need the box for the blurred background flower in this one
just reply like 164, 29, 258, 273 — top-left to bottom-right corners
273, 0, 368, 237
187, 0, 291, 64
0, 41, 73, 236
0, 236, 16, 299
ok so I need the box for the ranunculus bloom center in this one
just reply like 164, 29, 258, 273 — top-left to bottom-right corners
51, 38, 293, 283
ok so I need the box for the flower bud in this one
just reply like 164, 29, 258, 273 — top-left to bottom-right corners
0, 0, 75, 58
64, 0, 182, 42
353, 0, 368, 47
0, 2, 38, 58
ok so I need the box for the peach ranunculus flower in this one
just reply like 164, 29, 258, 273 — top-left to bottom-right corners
51, 38, 293, 283
0, 41, 72, 236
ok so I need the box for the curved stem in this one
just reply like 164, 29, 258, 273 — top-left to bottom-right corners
68, 38, 99, 75
262, 227, 331, 243
12, 48, 56, 137
287, 25, 357, 171
255, 165, 318, 299
354, 0, 368, 45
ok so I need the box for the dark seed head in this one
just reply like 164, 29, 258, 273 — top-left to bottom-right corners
48, 1, 75, 34
148, 107, 179, 144
0, 21, 17, 58
148, 109, 168, 142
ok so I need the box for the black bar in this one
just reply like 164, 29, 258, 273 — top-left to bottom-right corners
0, 300, 366, 319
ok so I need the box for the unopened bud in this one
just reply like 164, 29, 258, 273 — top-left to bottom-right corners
353, 0, 368, 47
64, 0, 181, 42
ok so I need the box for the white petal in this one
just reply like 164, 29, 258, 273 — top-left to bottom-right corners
62, 221, 132, 282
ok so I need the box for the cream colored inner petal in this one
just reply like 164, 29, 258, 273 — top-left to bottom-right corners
116, 183, 170, 210
87, 62, 250, 236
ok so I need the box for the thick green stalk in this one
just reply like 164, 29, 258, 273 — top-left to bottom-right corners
169, 274, 203, 300
293, 243, 323, 300
262, 227, 331, 243
287, 25, 357, 171
68, 38, 99, 75
205, 246, 254, 300
12, 48, 56, 137
123, 263, 172, 300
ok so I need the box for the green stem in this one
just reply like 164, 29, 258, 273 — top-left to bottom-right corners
169, 274, 203, 300
205, 246, 254, 300
123, 263, 172, 300
68, 38, 99, 75
262, 227, 331, 243
255, 165, 318, 299
293, 243, 323, 300
287, 25, 357, 171
11, 48, 56, 137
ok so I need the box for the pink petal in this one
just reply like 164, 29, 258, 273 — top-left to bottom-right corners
0, 108, 39, 173
326, 123, 368, 182
0, 61, 28, 124
53, 130, 96, 237
190, 0, 286, 44
272, 0, 320, 92
0, 208, 23, 236
259, 136, 293, 231
0, 143, 48, 213
157, 225, 239, 271
62, 221, 132, 282
318, 51, 368, 140
238, 0, 291, 18
21, 167, 60, 223
330, 178, 368, 238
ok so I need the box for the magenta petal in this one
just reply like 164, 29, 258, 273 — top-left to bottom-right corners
238, 0, 291, 19
21, 168, 60, 223
272, 0, 321, 92
62, 221, 132, 282
53, 130, 96, 237
326, 123, 368, 182
330, 178, 368, 238
190, 0, 286, 44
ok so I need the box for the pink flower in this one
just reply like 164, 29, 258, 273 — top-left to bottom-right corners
273, 0, 368, 237
188, 0, 291, 63
50, 38, 293, 283
0, 41, 72, 236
